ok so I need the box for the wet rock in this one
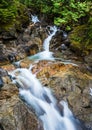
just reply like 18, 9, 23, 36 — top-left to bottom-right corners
20, 59, 33, 68
32, 61, 92, 125
24, 44, 39, 56
1, 29, 17, 40
22, 33, 31, 42
0, 77, 4, 89
1, 64, 15, 72
0, 56, 9, 66
8, 53, 16, 63
84, 53, 92, 72
63, 38, 70, 47
61, 44, 67, 50
0, 60, 92, 129
0, 84, 43, 130
0, 68, 8, 77
0, 44, 4, 55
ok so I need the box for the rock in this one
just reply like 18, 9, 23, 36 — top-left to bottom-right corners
0, 60, 92, 129
0, 68, 11, 87
22, 33, 31, 42
0, 68, 8, 77
31, 60, 92, 127
0, 77, 4, 89
61, 44, 67, 50
0, 55, 9, 66
8, 53, 16, 63
1, 28, 17, 40
84, 53, 92, 70
0, 83, 43, 130
1, 64, 15, 72
20, 59, 33, 68
0, 44, 4, 55
24, 44, 39, 56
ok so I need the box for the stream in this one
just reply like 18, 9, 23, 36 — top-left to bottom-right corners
9, 15, 88, 130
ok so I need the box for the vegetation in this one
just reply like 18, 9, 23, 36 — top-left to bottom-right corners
0, 0, 29, 30
0, 0, 92, 51
21, 0, 91, 29
0, 0, 91, 29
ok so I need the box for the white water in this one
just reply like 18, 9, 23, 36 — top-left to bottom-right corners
28, 26, 57, 61
43, 26, 57, 51
31, 15, 40, 24
9, 15, 85, 130
90, 88, 92, 96
11, 68, 85, 130
28, 51, 54, 61
27, 24, 78, 66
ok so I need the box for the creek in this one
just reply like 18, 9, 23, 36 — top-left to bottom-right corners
8, 15, 88, 130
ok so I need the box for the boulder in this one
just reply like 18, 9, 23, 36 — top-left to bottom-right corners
0, 83, 43, 130
0, 60, 92, 129
31, 60, 92, 128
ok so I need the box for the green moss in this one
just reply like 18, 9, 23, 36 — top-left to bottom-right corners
0, 2, 29, 31
69, 24, 92, 54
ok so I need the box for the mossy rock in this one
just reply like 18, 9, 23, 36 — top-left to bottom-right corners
15, 4, 29, 31
69, 24, 92, 55
0, 4, 29, 32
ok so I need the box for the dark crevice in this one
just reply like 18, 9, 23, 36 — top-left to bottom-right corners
0, 123, 4, 130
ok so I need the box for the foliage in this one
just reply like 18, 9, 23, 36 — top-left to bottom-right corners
0, 0, 91, 32
0, 0, 18, 25
22, 0, 91, 30
0, 0, 28, 29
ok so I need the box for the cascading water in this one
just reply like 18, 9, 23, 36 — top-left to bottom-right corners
10, 15, 86, 129
28, 25, 57, 61
27, 16, 77, 65
11, 68, 86, 130
31, 15, 40, 24
43, 26, 57, 52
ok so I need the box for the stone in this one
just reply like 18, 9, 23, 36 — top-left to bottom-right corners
61, 44, 67, 50
0, 68, 8, 77
0, 84, 43, 130
24, 44, 39, 56
0, 77, 4, 89
31, 60, 92, 126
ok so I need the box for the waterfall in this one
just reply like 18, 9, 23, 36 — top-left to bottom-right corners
28, 26, 57, 61
11, 68, 86, 130
43, 26, 57, 51
31, 15, 40, 24
10, 17, 86, 129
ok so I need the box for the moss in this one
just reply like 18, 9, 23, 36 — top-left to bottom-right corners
69, 24, 92, 55
15, 4, 29, 30
0, 4, 29, 32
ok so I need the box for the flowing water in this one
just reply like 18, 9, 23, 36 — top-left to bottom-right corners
10, 15, 87, 129
11, 68, 86, 130
31, 15, 40, 24
43, 26, 57, 51
28, 15, 77, 65
28, 25, 57, 61
90, 88, 92, 96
